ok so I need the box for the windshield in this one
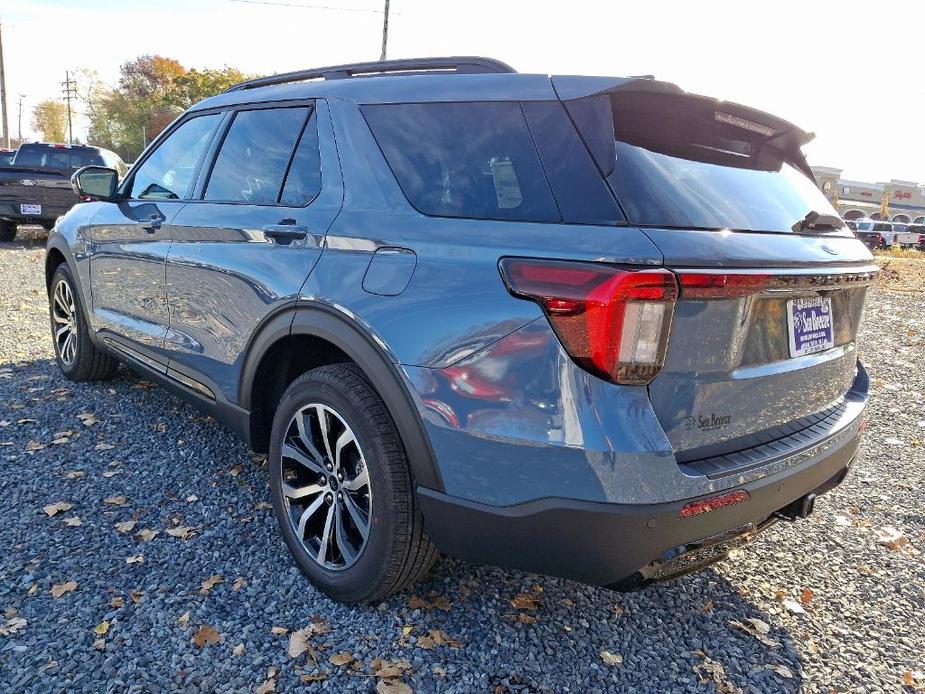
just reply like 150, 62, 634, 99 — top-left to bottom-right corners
13, 145, 105, 170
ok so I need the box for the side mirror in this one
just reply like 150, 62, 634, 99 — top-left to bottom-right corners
71, 166, 118, 201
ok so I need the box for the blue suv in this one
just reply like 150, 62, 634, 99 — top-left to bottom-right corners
47, 57, 874, 602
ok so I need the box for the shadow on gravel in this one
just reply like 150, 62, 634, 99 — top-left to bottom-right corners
1, 354, 806, 693
0, 225, 49, 250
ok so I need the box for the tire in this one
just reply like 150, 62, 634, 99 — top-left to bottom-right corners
0, 221, 16, 242
48, 264, 119, 381
268, 363, 437, 602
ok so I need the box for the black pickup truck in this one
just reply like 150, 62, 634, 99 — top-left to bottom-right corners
0, 143, 126, 241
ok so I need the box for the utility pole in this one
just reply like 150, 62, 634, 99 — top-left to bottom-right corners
17, 94, 24, 143
61, 71, 77, 144
379, 0, 390, 61
0, 22, 10, 148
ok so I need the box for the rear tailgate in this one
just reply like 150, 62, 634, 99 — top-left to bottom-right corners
643, 230, 874, 455
0, 168, 75, 218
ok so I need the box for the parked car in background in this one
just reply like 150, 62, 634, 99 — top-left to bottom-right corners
47, 57, 873, 602
0, 143, 126, 241
854, 220, 892, 249
0, 148, 16, 166
892, 223, 924, 248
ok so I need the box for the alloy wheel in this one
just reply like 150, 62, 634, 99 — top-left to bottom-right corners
52, 279, 78, 367
279, 403, 372, 570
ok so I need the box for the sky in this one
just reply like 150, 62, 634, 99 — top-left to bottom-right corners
2, 0, 923, 184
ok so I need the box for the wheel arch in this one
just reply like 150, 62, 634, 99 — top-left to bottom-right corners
240, 302, 444, 492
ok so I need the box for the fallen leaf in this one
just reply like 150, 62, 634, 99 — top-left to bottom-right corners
43, 501, 73, 517
232, 643, 245, 656
371, 658, 412, 678
417, 629, 462, 650
231, 576, 247, 592
329, 651, 355, 666
63, 516, 82, 527
376, 680, 412, 694
25, 440, 46, 452
77, 413, 99, 426
64, 470, 85, 480
431, 595, 452, 611
800, 588, 814, 604
200, 575, 223, 593
93, 638, 106, 651
192, 624, 221, 647
600, 650, 623, 666
693, 652, 743, 694
104, 495, 128, 506
95, 442, 115, 451
301, 671, 330, 683
271, 626, 289, 635
129, 590, 143, 604
102, 471, 119, 478
166, 526, 194, 540
0, 617, 27, 636
767, 664, 794, 679
135, 529, 158, 542
94, 620, 110, 636
728, 618, 779, 647
125, 555, 144, 565
178, 612, 190, 627
702, 600, 715, 613
407, 595, 429, 610
876, 526, 909, 551
110, 596, 125, 608
510, 592, 541, 610
288, 628, 314, 659
50, 581, 78, 598
508, 612, 537, 624
115, 520, 136, 534
256, 680, 276, 694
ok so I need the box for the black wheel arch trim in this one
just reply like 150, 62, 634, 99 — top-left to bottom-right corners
239, 300, 445, 492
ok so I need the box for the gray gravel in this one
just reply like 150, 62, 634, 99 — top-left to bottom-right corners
1, 226, 924, 693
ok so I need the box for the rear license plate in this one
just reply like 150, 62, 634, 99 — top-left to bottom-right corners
20, 204, 41, 215
787, 296, 834, 357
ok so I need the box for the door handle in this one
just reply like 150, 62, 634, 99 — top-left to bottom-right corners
262, 224, 309, 241
138, 215, 163, 233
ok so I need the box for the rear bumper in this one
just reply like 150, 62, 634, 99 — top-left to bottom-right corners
419, 398, 863, 587
0, 202, 70, 225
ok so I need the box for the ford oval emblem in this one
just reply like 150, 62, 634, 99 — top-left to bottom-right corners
20, 179, 37, 186
820, 243, 838, 256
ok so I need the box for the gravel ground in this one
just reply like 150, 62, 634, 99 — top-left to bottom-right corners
1, 226, 923, 693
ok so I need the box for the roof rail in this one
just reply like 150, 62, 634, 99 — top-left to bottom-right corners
224, 56, 516, 92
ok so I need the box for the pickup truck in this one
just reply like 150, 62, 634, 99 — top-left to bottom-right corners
0, 142, 126, 242
892, 223, 925, 249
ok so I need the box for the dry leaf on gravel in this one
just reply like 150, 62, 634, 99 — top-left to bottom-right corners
510, 592, 541, 610
63, 516, 81, 527
376, 680, 412, 694
43, 501, 73, 517
125, 555, 144, 565
130, 590, 143, 604
232, 577, 247, 591
288, 628, 314, 659
25, 441, 46, 452
115, 520, 136, 534
178, 612, 190, 627
232, 643, 245, 656
94, 620, 110, 636
876, 526, 909, 551
135, 529, 158, 542
77, 413, 98, 426
93, 638, 106, 651
301, 671, 330, 683
416, 629, 462, 650
766, 664, 794, 679
371, 658, 413, 678
0, 617, 27, 636
166, 526, 195, 540
600, 650, 623, 666
693, 652, 742, 694
728, 618, 779, 647
50, 581, 77, 598
110, 596, 125, 608
95, 443, 115, 451
64, 470, 85, 480
271, 626, 288, 635
192, 625, 221, 647
104, 495, 128, 506
329, 651, 355, 666
800, 588, 814, 604
200, 575, 224, 593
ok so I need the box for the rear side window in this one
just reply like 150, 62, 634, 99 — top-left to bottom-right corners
14, 145, 104, 170
363, 102, 560, 222
279, 110, 322, 206
206, 107, 309, 204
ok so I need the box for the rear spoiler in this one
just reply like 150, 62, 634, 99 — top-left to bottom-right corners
550, 75, 815, 178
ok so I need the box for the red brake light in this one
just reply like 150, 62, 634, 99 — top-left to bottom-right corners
678, 272, 772, 299
499, 258, 677, 385
680, 489, 750, 518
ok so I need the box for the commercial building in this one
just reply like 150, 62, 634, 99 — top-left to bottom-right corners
810, 166, 925, 223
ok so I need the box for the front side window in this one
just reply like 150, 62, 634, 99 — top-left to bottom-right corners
363, 102, 560, 222
129, 114, 221, 200
205, 107, 309, 204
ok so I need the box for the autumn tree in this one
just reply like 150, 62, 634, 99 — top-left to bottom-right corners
32, 100, 69, 142
880, 191, 890, 221
167, 67, 251, 109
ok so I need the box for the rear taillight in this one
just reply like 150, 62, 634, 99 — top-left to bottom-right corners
679, 489, 750, 518
677, 272, 772, 299
498, 258, 677, 385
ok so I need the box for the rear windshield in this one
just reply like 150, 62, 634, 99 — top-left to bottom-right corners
13, 145, 105, 170
566, 93, 841, 233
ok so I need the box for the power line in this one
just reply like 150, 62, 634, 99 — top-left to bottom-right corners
228, 0, 390, 13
